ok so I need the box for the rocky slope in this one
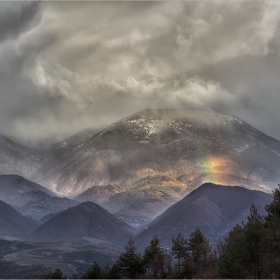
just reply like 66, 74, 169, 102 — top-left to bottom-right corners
135, 183, 273, 247
0, 134, 47, 179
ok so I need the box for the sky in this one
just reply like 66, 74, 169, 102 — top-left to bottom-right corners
1, 1, 280, 147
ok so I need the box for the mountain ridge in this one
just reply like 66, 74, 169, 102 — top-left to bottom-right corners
135, 183, 273, 247
31, 201, 134, 245
0, 198, 37, 239
0, 174, 79, 220
31, 108, 280, 226
1, 107, 280, 227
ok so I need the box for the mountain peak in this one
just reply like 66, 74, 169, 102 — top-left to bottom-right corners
0, 199, 37, 238
33, 108, 280, 226
31, 201, 133, 244
136, 183, 273, 247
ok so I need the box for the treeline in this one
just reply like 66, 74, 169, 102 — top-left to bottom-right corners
47, 186, 280, 279
81, 229, 218, 279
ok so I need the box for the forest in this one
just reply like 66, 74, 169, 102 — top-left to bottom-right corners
44, 186, 280, 279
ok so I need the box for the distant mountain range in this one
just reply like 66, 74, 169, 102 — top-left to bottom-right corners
135, 183, 273, 247
0, 182, 274, 248
0, 175, 79, 220
0, 107, 280, 226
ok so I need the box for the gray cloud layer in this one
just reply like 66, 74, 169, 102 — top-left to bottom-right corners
1, 1, 280, 146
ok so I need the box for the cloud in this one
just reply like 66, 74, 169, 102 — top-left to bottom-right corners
1, 2, 280, 146
176, 2, 280, 71
0, 2, 40, 43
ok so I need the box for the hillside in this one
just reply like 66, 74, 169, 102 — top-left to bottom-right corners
0, 134, 47, 179
135, 183, 273, 247
0, 175, 79, 220
0, 199, 36, 239
31, 202, 133, 245
32, 108, 280, 226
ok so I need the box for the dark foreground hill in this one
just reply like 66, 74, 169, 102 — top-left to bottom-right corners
0, 175, 78, 220
31, 202, 133, 245
0, 199, 36, 239
136, 183, 273, 247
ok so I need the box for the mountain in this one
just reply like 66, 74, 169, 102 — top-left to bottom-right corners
32, 108, 280, 226
135, 183, 273, 247
0, 199, 37, 239
0, 175, 79, 220
74, 185, 119, 204
51, 127, 102, 150
0, 134, 47, 179
31, 202, 133, 244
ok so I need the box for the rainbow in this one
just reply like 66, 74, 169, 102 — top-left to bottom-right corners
198, 156, 237, 185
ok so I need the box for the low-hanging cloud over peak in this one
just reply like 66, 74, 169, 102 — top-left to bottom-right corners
1, 1, 280, 147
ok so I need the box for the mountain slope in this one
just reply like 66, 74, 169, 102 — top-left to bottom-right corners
135, 183, 273, 247
0, 199, 37, 238
0, 175, 79, 220
51, 127, 102, 150
0, 134, 47, 179
33, 108, 280, 225
31, 202, 133, 244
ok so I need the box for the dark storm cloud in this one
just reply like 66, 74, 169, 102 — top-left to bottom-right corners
0, 2, 40, 43
1, 1, 280, 146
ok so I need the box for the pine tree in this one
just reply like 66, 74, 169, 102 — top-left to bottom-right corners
218, 224, 249, 278
117, 239, 145, 279
265, 186, 280, 221
188, 228, 208, 263
243, 204, 265, 278
264, 185, 280, 278
106, 264, 121, 279
144, 236, 171, 278
171, 233, 188, 274
187, 228, 213, 278
45, 268, 67, 279
82, 261, 104, 279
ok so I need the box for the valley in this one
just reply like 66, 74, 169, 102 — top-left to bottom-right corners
0, 240, 118, 279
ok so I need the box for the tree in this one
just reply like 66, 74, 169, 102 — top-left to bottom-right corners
218, 205, 265, 278
82, 262, 104, 279
106, 264, 121, 279
218, 224, 249, 278
243, 205, 265, 278
171, 233, 188, 274
45, 268, 67, 279
117, 239, 145, 279
187, 228, 214, 278
188, 228, 208, 263
218, 198, 280, 279
264, 185, 280, 278
144, 236, 171, 278
265, 186, 280, 221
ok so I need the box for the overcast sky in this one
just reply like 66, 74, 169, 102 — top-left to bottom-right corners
1, 1, 280, 147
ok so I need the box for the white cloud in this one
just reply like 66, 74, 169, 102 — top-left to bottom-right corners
176, 2, 280, 71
